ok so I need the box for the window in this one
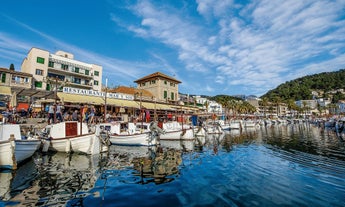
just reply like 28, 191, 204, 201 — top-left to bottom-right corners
85, 70, 89, 75
74, 78, 81, 84
36, 57, 45, 64
94, 71, 99, 76
74, 67, 79, 73
94, 80, 99, 86
61, 64, 68, 70
164, 80, 167, 85
85, 80, 89, 85
171, 92, 174, 100
48, 61, 54, 67
46, 84, 51, 91
164, 91, 167, 99
151, 80, 156, 84
35, 69, 43, 76
1, 73, 6, 83
35, 81, 42, 88
141, 83, 146, 86
170, 83, 175, 87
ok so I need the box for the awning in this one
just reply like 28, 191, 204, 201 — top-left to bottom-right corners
0, 86, 11, 95
11, 87, 55, 99
140, 102, 155, 109
156, 103, 175, 110
106, 98, 139, 108
57, 92, 105, 105
171, 105, 198, 112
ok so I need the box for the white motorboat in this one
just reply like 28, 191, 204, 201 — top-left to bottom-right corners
97, 121, 158, 146
217, 120, 230, 131
41, 121, 108, 154
193, 126, 207, 137
159, 121, 194, 140
205, 122, 224, 134
0, 124, 41, 170
229, 119, 243, 130
0, 140, 14, 170
243, 119, 257, 128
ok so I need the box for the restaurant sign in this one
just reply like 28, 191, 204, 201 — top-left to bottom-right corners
63, 87, 134, 100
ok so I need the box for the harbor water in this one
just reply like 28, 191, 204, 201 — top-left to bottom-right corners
1, 123, 345, 206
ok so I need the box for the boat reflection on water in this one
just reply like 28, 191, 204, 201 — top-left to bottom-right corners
0, 172, 12, 201
105, 144, 183, 185
0, 158, 38, 203
1, 123, 344, 207
132, 147, 182, 184
1, 152, 105, 207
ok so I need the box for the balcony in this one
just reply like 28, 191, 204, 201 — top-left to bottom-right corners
48, 67, 93, 79
10, 80, 31, 88
64, 80, 93, 89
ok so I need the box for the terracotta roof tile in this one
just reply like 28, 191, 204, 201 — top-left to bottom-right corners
134, 72, 181, 83
108, 86, 153, 98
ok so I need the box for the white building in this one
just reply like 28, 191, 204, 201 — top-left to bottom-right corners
207, 100, 222, 114
295, 99, 318, 109
21, 48, 103, 92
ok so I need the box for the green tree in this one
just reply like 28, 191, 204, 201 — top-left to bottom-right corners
9, 63, 14, 70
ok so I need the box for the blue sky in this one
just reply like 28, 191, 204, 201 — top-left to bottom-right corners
1, 0, 345, 97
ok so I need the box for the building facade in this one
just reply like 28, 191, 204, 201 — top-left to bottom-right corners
0, 67, 33, 90
134, 72, 181, 104
21, 48, 103, 92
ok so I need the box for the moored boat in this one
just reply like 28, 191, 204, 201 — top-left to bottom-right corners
97, 121, 158, 146
205, 121, 224, 134
41, 121, 108, 154
159, 121, 194, 140
0, 140, 15, 170
0, 124, 41, 170
229, 119, 243, 130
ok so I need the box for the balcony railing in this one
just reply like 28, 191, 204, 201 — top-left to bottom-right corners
48, 67, 93, 79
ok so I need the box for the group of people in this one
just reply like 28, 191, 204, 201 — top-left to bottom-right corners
0, 107, 29, 124
47, 103, 97, 125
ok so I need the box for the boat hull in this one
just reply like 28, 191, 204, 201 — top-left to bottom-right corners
160, 128, 194, 140
42, 121, 108, 154
0, 140, 15, 170
109, 132, 157, 146
205, 125, 224, 134
14, 140, 41, 163
47, 133, 96, 154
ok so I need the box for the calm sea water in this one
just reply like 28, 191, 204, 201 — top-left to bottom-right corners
1, 123, 345, 207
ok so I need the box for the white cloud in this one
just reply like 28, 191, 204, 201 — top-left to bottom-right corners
2, 0, 345, 96
108, 0, 345, 95
196, 0, 235, 18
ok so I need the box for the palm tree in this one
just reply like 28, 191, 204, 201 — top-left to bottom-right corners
287, 99, 297, 118
204, 101, 209, 113
261, 97, 269, 118
228, 99, 237, 117
302, 101, 308, 118
272, 96, 282, 117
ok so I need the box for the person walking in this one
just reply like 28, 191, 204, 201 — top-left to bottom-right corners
56, 102, 63, 122
48, 104, 55, 124
89, 105, 95, 124
72, 110, 78, 121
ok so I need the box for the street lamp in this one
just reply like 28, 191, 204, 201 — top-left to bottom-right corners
104, 78, 108, 122
135, 91, 143, 128
54, 76, 58, 123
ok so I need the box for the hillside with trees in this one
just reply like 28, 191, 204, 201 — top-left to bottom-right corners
261, 69, 345, 102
